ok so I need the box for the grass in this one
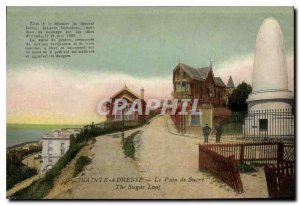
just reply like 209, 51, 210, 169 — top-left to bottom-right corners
222, 123, 243, 134
122, 130, 141, 159
237, 161, 256, 173
73, 156, 91, 177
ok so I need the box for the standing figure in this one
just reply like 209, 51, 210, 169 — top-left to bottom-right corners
202, 124, 211, 143
215, 122, 222, 143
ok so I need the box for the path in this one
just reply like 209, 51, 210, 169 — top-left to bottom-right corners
6, 174, 42, 197
47, 116, 268, 199
46, 129, 159, 199
137, 115, 268, 198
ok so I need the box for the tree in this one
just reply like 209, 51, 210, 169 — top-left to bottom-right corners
228, 82, 252, 111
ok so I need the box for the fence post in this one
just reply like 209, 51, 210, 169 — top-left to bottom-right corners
240, 144, 245, 163
229, 155, 244, 193
277, 143, 284, 163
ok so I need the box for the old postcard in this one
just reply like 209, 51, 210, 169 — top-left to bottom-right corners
6, 6, 295, 199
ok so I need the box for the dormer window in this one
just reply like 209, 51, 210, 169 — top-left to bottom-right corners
176, 82, 190, 92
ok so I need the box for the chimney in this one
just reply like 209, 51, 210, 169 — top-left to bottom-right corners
140, 87, 144, 99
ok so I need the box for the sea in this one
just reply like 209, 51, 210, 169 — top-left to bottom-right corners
6, 128, 50, 148
6, 124, 84, 148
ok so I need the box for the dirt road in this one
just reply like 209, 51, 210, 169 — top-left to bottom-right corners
137, 115, 268, 198
47, 116, 268, 199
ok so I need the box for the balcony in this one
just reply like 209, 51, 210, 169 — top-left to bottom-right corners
174, 91, 192, 99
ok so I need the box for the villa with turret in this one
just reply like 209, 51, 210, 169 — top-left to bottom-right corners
172, 62, 234, 133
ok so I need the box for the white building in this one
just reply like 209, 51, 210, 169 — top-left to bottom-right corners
244, 17, 294, 139
41, 130, 76, 172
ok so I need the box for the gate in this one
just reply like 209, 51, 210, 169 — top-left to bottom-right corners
264, 161, 295, 198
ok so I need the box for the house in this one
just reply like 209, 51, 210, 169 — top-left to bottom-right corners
173, 62, 227, 107
41, 130, 76, 173
172, 62, 231, 133
105, 85, 146, 123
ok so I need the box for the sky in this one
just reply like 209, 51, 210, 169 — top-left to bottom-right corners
7, 7, 294, 124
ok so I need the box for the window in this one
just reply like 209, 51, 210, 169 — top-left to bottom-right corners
259, 119, 268, 131
61, 143, 65, 149
49, 158, 52, 165
176, 82, 190, 92
190, 113, 200, 126
48, 147, 53, 155
209, 87, 213, 97
176, 83, 180, 91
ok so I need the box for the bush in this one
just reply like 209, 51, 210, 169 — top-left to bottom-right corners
122, 130, 140, 159
73, 156, 91, 177
237, 162, 256, 173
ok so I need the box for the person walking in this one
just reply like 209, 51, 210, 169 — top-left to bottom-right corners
215, 122, 222, 143
202, 124, 211, 143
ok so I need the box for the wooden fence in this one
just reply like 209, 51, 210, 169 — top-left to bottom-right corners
199, 142, 294, 195
264, 161, 295, 198
201, 142, 285, 164
199, 145, 243, 193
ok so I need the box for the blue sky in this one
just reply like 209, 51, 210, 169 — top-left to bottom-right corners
7, 7, 294, 78
6, 7, 294, 124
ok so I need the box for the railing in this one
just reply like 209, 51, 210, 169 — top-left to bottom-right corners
217, 109, 294, 141
83, 108, 161, 134
199, 145, 243, 193
173, 91, 191, 99
264, 161, 295, 198
200, 142, 284, 164
171, 108, 294, 142
83, 120, 141, 134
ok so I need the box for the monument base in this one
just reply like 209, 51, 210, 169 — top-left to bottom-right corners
243, 109, 294, 140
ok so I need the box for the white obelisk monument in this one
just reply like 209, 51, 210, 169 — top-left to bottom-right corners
247, 17, 293, 109
244, 17, 294, 139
